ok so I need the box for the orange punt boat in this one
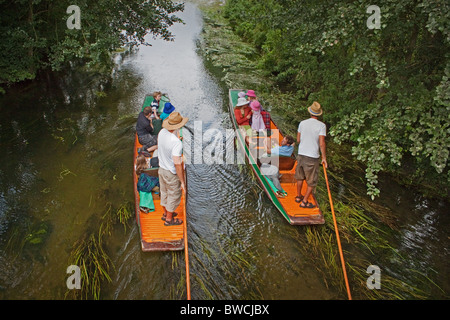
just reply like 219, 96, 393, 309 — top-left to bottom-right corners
228, 89, 325, 225
133, 94, 186, 251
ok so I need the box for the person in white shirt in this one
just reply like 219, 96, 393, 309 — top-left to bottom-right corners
157, 112, 188, 226
295, 102, 328, 208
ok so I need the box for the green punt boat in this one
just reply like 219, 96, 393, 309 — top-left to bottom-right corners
228, 89, 325, 225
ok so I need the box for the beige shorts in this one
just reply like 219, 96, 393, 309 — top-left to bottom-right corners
295, 155, 320, 187
158, 168, 182, 213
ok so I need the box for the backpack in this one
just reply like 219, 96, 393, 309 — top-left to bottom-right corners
137, 173, 159, 193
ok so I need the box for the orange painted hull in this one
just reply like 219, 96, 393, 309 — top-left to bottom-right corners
133, 96, 185, 251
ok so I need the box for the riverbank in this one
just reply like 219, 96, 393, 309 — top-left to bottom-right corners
197, 1, 449, 299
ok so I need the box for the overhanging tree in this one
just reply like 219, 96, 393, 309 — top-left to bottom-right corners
224, 0, 449, 198
0, 0, 184, 87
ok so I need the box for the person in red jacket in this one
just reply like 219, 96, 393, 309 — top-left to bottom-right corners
234, 97, 252, 144
234, 97, 252, 127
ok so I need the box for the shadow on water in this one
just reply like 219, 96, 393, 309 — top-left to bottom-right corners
0, 1, 448, 300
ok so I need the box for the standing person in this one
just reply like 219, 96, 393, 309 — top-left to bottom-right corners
295, 102, 327, 208
136, 106, 158, 153
158, 112, 189, 226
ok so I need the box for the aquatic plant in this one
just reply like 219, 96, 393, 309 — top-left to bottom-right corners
5, 220, 50, 258
66, 230, 113, 300
65, 201, 132, 300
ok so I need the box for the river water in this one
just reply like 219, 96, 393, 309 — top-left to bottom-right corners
0, 2, 448, 300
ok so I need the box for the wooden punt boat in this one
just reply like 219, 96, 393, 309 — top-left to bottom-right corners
133, 94, 186, 251
228, 89, 325, 225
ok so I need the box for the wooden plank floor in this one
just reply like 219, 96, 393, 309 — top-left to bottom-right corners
139, 192, 185, 249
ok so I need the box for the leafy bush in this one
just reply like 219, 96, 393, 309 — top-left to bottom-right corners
224, 0, 449, 198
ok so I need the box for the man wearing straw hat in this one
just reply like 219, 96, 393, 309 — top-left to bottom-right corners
295, 101, 328, 208
158, 112, 189, 226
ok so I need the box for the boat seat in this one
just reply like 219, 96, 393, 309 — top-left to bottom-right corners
279, 156, 296, 171
143, 167, 159, 177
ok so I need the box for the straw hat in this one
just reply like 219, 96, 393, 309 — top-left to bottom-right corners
162, 112, 189, 130
308, 101, 323, 116
236, 97, 249, 107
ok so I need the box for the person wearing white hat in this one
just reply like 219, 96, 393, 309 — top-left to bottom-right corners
234, 97, 252, 127
157, 112, 189, 226
234, 97, 253, 144
295, 101, 327, 209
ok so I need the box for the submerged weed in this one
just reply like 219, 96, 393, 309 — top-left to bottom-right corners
65, 201, 132, 300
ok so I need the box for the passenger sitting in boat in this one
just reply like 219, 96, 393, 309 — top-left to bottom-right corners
234, 97, 252, 128
160, 102, 175, 120
136, 153, 159, 213
260, 163, 287, 198
259, 136, 294, 198
246, 90, 271, 132
136, 153, 148, 175
136, 106, 158, 153
150, 91, 162, 119
238, 91, 246, 99
246, 89, 258, 106
266, 135, 295, 157
234, 97, 252, 143
250, 101, 266, 132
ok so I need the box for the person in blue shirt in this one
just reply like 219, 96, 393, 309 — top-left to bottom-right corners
260, 135, 295, 198
266, 135, 295, 157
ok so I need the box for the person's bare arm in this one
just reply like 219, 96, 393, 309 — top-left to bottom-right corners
153, 108, 160, 120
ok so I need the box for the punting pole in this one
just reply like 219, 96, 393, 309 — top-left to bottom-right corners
180, 142, 191, 300
323, 166, 352, 300
183, 190, 191, 300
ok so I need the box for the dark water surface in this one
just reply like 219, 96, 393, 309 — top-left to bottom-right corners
0, 2, 448, 300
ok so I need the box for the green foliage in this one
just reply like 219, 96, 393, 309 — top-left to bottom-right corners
0, 0, 184, 86
224, 0, 450, 198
